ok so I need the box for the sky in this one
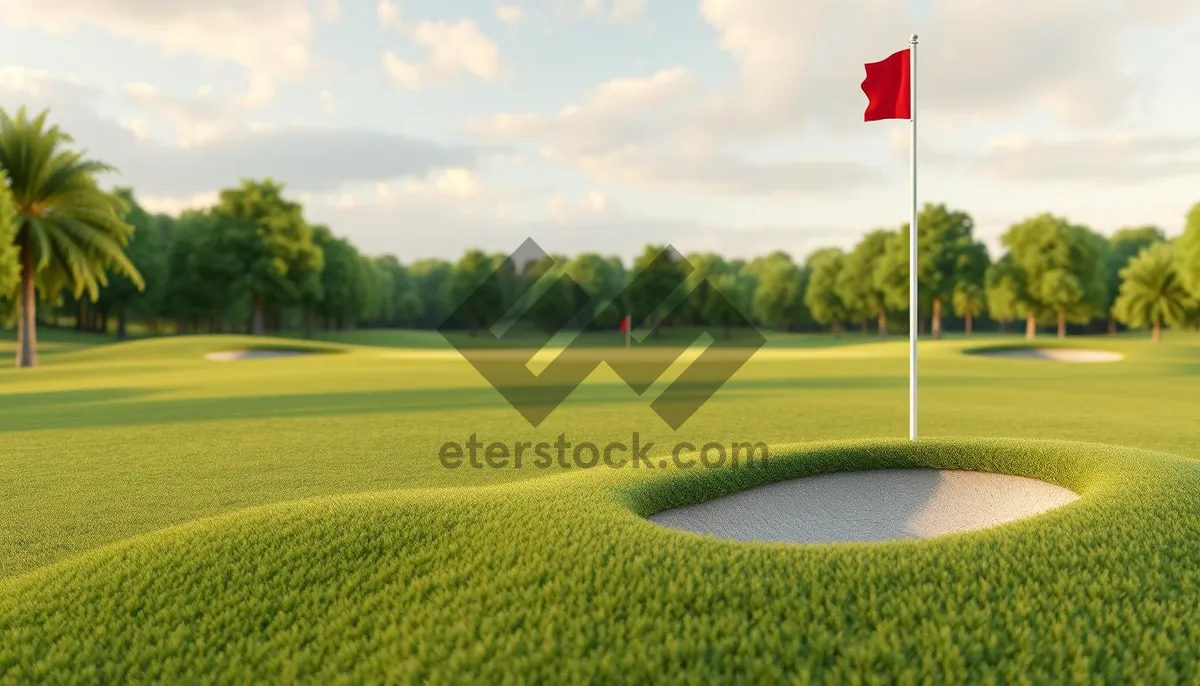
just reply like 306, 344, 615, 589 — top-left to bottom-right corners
1, 0, 1199, 264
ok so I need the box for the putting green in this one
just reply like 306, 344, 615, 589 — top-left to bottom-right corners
1, 438, 1197, 682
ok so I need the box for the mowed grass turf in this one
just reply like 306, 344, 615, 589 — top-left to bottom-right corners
1, 330, 1199, 680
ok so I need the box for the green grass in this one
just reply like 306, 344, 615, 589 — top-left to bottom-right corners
1, 330, 1199, 681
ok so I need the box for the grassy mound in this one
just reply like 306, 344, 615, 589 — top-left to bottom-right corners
2, 437, 1198, 682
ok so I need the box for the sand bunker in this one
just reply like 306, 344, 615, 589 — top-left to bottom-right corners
648, 469, 1079, 544
205, 350, 312, 361
972, 348, 1123, 363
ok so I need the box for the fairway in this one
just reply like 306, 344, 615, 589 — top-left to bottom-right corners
1, 331, 1199, 680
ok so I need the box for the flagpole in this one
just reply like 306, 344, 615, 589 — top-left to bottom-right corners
908, 33, 919, 442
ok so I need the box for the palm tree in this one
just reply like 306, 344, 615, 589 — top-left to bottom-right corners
1112, 243, 1197, 343
952, 282, 985, 336
0, 107, 143, 367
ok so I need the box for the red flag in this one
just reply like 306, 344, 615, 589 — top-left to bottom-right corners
862, 49, 911, 121
619, 315, 630, 334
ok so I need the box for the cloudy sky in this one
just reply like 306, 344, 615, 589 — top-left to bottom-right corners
1, 0, 1199, 263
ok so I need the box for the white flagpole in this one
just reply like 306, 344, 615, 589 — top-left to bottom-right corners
908, 34, 919, 442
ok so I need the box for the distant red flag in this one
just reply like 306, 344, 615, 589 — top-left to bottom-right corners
619, 315, 631, 334
862, 49, 911, 121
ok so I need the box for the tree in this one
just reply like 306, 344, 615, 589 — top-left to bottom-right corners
874, 231, 918, 329
740, 251, 793, 328
445, 249, 499, 334
520, 254, 577, 334
804, 248, 848, 335
212, 178, 322, 336
752, 256, 807, 331
837, 230, 893, 337
1113, 243, 1197, 342
625, 245, 687, 338
311, 225, 367, 332
1002, 214, 1106, 339
985, 255, 1027, 333
705, 272, 756, 338
394, 291, 423, 328
952, 282, 985, 336
359, 257, 396, 327
1104, 226, 1165, 334
162, 210, 250, 332
100, 188, 169, 339
875, 205, 988, 338
409, 258, 453, 328
564, 253, 625, 329
1178, 202, 1200, 300
0, 180, 19, 326
0, 107, 142, 367
917, 204, 988, 338
679, 253, 728, 325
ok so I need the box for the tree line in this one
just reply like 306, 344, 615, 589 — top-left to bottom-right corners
3, 106, 1200, 368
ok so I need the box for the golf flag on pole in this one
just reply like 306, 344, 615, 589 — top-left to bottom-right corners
620, 314, 631, 348
864, 36, 919, 442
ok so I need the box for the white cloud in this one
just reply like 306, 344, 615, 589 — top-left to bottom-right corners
382, 18, 503, 90
470, 67, 881, 195
0, 68, 480, 198
609, 0, 645, 22
577, 0, 644, 23
381, 53, 423, 91
0, 65, 78, 96
139, 191, 221, 215
400, 167, 483, 199
471, 67, 699, 143
979, 134, 1200, 183
376, 0, 400, 29
119, 117, 155, 141
123, 82, 239, 147
0, 0, 315, 107
317, 0, 339, 22
546, 190, 613, 222
496, 4, 524, 26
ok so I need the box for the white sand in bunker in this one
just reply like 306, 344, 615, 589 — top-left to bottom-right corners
648, 469, 1079, 544
204, 350, 313, 361
972, 348, 1124, 363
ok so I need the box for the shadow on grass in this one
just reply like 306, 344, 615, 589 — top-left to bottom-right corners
0, 373, 1010, 433
0, 388, 154, 411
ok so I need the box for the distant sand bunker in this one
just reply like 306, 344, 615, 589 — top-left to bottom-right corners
648, 469, 1079, 544
973, 348, 1124, 363
205, 350, 312, 361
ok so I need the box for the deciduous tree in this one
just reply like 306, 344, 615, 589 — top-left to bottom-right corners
101, 188, 169, 339
625, 245, 688, 337
838, 230, 893, 337
753, 256, 807, 331
212, 178, 322, 336
952, 282, 985, 336
1002, 214, 1106, 339
804, 248, 848, 335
